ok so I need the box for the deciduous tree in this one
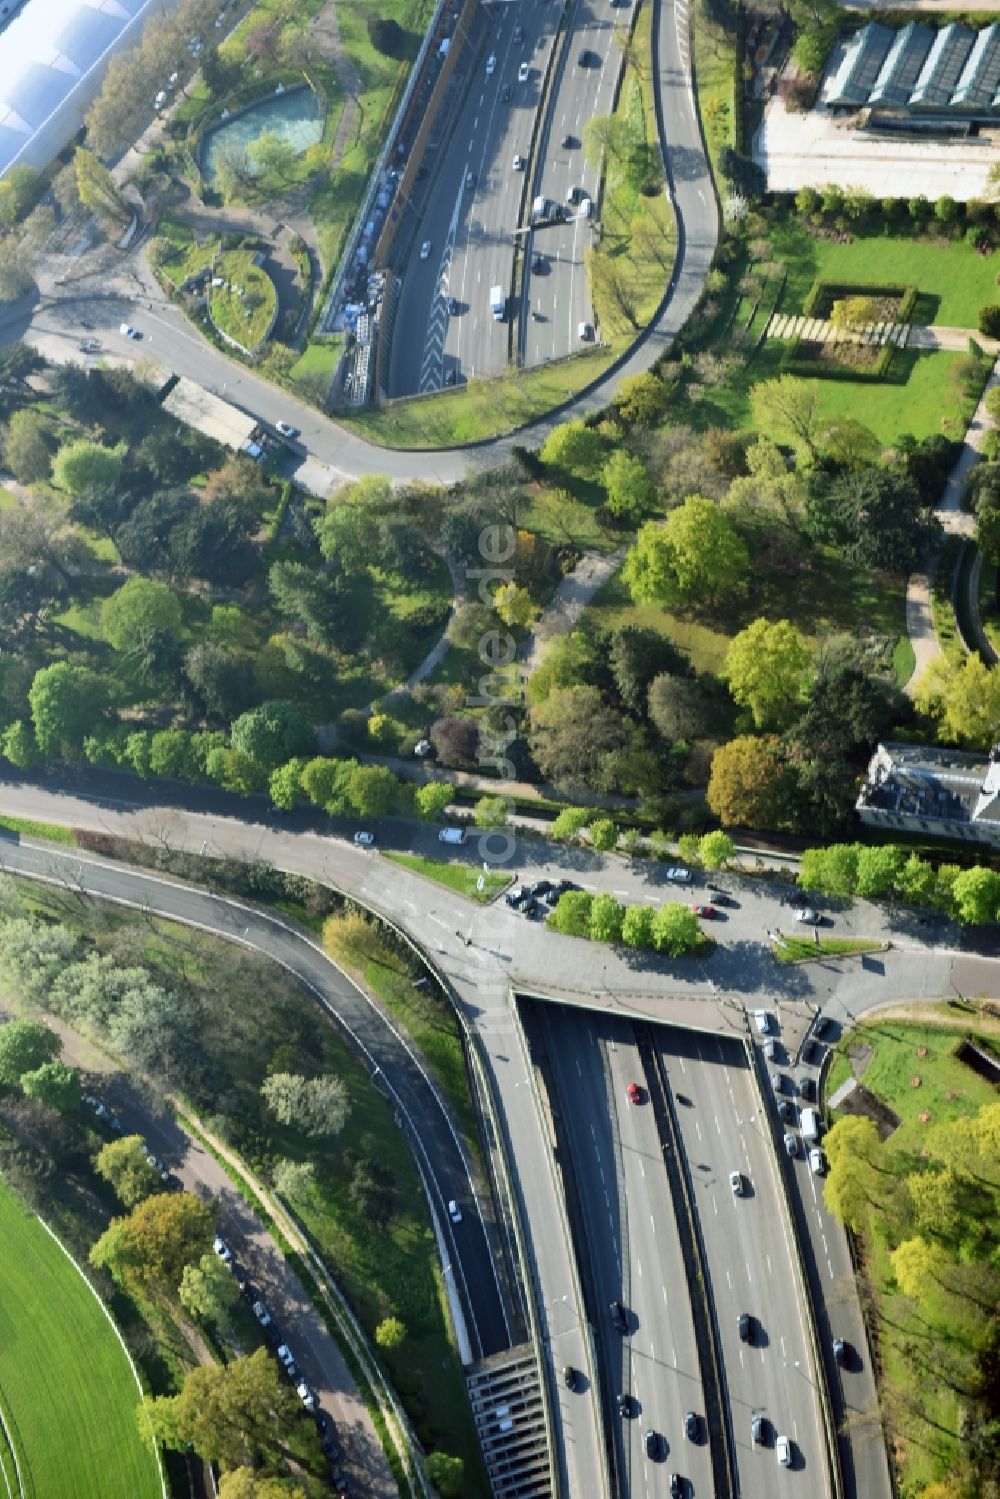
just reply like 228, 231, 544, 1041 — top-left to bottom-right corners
706, 736, 787, 829
2, 408, 52, 483
621, 903, 656, 947
539, 420, 606, 476
102, 578, 182, 651
231, 701, 314, 771
20, 1060, 80, 1114
913, 654, 1000, 750
94, 1135, 161, 1208
91, 1192, 213, 1300
52, 438, 124, 496
623, 500, 750, 607
260, 1073, 348, 1138
416, 781, 454, 820
141, 1348, 307, 1471
375, 1316, 407, 1351
749, 375, 822, 459
723, 618, 810, 728
548, 890, 594, 936
589, 894, 625, 943
651, 903, 702, 955
0, 1019, 60, 1086
528, 685, 632, 793
179, 1251, 240, 1331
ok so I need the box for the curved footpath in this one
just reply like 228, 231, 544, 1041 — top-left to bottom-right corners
0, 773, 994, 1495
10, 0, 718, 488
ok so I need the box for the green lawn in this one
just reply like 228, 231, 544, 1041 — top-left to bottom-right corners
583, 540, 908, 676
690, 342, 978, 446
0, 814, 76, 844
152, 218, 218, 289
771, 217, 1000, 329
340, 346, 620, 448
830, 1018, 998, 1151
384, 851, 511, 905
774, 934, 882, 964
693, 0, 736, 187
209, 249, 278, 351
0, 1185, 162, 1499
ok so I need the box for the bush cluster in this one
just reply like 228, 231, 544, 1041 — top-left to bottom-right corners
799, 841, 1000, 925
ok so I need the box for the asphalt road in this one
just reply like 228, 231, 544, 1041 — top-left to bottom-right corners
657, 1027, 832, 1499
388, 0, 559, 395
544, 1008, 713, 1499
522, 0, 622, 365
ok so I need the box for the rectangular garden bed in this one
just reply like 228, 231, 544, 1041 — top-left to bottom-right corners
802, 279, 918, 323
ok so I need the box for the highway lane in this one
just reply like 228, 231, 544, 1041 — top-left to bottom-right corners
0, 834, 514, 1364
657, 1027, 833, 1499
542, 1006, 712, 1499
523, 0, 623, 364
388, 0, 559, 395
785, 1024, 894, 1499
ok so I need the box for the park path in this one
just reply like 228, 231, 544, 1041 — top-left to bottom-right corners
904, 357, 997, 696
521, 547, 625, 678
47, 1015, 397, 1499
765, 314, 1000, 357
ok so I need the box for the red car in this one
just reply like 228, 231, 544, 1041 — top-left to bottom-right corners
626, 1082, 643, 1104
691, 904, 716, 919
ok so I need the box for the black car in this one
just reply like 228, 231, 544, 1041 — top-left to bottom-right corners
561, 133, 576, 147
738, 1312, 753, 1343
799, 1076, 816, 1101
617, 1392, 634, 1418
563, 1365, 578, 1390
610, 1300, 627, 1333
684, 1411, 699, 1440
524, 899, 546, 921
529, 879, 553, 897
447, 296, 459, 315
505, 885, 530, 909
531, 253, 547, 273
778, 1099, 795, 1123
645, 1429, 661, 1459
814, 1015, 831, 1038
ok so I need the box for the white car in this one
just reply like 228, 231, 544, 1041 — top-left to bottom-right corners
793, 907, 819, 924
664, 867, 692, 883
275, 420, 298, 439
353, 831, 375, 847
776, 1434, 791, 1467
518, 61, 530, 82
252, 1300, 272, 1327
485, 52, 496, 74
753, 1009, 773, 1035
419, 239, 431, 259
154, 90, 167, 108
212, 1235, 233, 1263
809, 1148, 825, 1175
277, 1344, 295, 1368
448, 1199, 462, 1223
729, 1171, 743, 1197
512, 153, 525, 171
119, 323, 140, 339
296, 1381, 316, 1411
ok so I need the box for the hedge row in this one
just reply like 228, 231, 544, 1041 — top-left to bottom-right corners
801, 279, 917, 321
782, 342, 896, 382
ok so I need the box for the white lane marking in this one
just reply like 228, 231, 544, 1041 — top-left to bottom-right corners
638, 1159, 645, 1178
746, 1261, 752, 1284
725, 1269, 732, 1290
636, 1258, 642, 1279
766, 1252, 773, 1278
714, 1114, 722, 1135
576, 1058, 582, 1076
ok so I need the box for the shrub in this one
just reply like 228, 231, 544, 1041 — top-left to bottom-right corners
979, 305, 1000, 339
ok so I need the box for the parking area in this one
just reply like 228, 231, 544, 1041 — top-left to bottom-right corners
753, 94, 999, 198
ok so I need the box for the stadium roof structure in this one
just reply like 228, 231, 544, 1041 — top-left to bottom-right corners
0, 0, 172, 178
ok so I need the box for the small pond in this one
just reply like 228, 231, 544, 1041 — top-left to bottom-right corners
201, 85, 322, 185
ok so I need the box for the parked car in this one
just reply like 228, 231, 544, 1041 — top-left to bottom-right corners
447, 1199, 462, 1223
353, 831, 375, 847
213, 1235, 233, 1263
664, 867, 692, 883
297, 1381, 317, 1411
275, 420, 298, 439
778, 1100, 795, 1123
438, 827, 467, 845
517, 61, 530, 82
119, 323, 140, 339
753, 1009, 773, 1034
799, 1076, 816, 1102
252, 1300, 272, 1327
776, 1434, 791, 1467
277, 1344, 296, 1369
783, 1132, 798, 1157
793, 907, 819, 924
690, 904, 716, 919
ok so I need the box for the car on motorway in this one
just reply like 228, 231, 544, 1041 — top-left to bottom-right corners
513, 21, 523, 40
664, 867, 692, 883
814, 1014, 831, 1038
518, 61, 530, 82
751, 1412, 767, 1445
616, 1392, 634, 1418
353, 831, 375, 847
669, 1475, 682, 1499
213, 1235, 233, 1262
738, 1311, 753, 1343
809, 1147, 826, 1174
645, 1429, 661, 1459
119, 323, 140, 339
486, 52, 496, 74
802, 1039, 822, 1065
419, 239, 431, 259
563, 1365, 578, 1389
447, 1199, 462, 1223
531, 253, 547, 273
799, 1076, 816, 1101
465, 170, 475, 189
793, 907, 819, 923
684, 1411, 699, 1441
778, 1099, 795, 1123
275, 420, 298, 439
833, 1336, 846, 1364
577, 47, 593, 65
626, 1082, 643, 1105
729, 1170, 743, 1196
513, 153, 525, 171
577, 321, 593, 341
783, 1131, 798, 1157
561, 133, 576, 147
690, 903, 716, 919
776, 1434, 791, 1467
500, 82, 510, 100
610, 1300, 627, 1333
753, 1008, 773, 1034
447, 296, 459, 315
579, 196, 593, 218
764, 1038, 778, 1061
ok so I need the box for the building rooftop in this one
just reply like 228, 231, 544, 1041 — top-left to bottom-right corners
856, 741, 1000, 832
162, 376, 261, 454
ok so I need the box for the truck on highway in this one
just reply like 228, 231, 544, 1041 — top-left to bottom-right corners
801, 1107, 822, 1142
490, 284, 506, 321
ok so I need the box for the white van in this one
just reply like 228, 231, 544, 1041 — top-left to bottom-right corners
438, 827, 468, 845
578, 321, 593, 341
801, 1107, 822, 1142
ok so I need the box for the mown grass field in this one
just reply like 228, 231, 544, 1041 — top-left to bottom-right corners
0, 1184, 162, 1499
384, 851, 510, 905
